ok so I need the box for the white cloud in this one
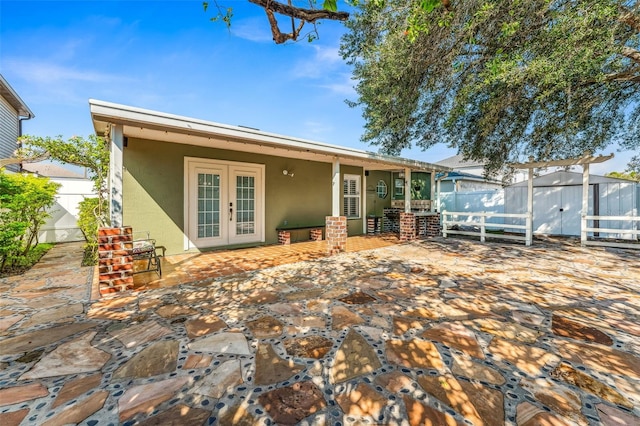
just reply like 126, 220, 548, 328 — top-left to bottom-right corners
319, 72, 357, 96
5, 58, 124, 85
231, 17, 274, 43
291, 44, 343, 79
302, 120, 334, 138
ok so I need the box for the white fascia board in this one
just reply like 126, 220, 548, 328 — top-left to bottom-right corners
89, 99, 450, 173
0, 74, 34, 118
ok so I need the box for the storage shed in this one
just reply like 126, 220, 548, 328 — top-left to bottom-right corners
505, 171, 639, 238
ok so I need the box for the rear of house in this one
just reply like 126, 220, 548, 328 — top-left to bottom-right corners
91, 100, 449, 255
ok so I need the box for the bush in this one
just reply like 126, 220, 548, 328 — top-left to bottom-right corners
78, 197, 105, 265
0, 170, 59, 272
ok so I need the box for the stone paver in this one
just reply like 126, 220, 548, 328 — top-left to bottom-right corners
1, 237, 639, 425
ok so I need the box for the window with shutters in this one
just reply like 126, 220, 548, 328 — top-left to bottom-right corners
343, 174, 361, 218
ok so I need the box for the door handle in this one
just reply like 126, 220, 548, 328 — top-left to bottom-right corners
229, 202, 233, 221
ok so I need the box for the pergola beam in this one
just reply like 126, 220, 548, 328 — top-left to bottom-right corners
508, 152, 614, 169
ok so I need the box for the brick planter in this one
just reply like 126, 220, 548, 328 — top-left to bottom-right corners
326, 216, 347, 255
278, 230, 291, 245
424, 213, 441, 237
98, 226, 134, 296
309, 228, 323, 241
399, 212, 416, 241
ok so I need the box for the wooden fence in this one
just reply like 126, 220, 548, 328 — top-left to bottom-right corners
442, 211, 532, 246
582, 215, 640, 249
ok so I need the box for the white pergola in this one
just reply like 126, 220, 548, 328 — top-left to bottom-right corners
509, 152, 614, 246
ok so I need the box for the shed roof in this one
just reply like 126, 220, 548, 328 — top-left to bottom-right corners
436, 171, 501, 183
89, 99, 450, 173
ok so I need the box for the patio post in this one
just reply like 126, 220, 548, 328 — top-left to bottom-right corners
430, 172, 436, 211
109, 124, 124, 228
404, 167, 411, 213
526, 167, 533, 246
581, 163, 590, 246
332, 157, 340, 217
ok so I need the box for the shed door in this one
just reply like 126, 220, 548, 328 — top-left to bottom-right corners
559, 186, 582, 236
533, 187, 562, 234
533, 185, 590, 236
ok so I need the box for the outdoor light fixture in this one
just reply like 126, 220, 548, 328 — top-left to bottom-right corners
282, 169, 294, 177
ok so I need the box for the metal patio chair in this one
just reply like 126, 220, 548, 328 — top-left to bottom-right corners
131, 231, 163, 277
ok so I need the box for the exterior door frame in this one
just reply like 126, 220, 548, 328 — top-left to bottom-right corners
184, 157, 265, 250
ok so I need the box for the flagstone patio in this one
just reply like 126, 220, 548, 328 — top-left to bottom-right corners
1, 237, 639, 425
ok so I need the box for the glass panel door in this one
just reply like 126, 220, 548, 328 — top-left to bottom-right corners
189, 164, 227, 248
229, 166, 262, 244
235, 175, 255, 235
197, 172, 221, 238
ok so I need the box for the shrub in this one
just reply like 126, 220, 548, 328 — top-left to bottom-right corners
78, 197, 104, 265
18, 135, 111, 265
0, 170, 59, 272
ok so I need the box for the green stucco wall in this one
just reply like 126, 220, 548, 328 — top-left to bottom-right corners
391, 171, 432, 200
122, 138, 365, 254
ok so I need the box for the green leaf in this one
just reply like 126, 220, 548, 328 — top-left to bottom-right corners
202, 1, 208, 12
323, 0, 338, 12
420, 0, 440, 13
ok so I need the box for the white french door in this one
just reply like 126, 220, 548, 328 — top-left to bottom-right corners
185, 158, 264, 249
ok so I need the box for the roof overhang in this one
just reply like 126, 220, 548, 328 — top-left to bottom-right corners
0, 74, 34, 119
89, 99, 450, 173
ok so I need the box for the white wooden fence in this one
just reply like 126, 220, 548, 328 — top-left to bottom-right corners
582, 215, 640, 249
442, 211, 532, 245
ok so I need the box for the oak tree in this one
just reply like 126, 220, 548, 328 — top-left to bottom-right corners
340, 0, 640, 175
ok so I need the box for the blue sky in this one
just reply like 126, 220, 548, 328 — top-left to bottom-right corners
0, 0, 633, 174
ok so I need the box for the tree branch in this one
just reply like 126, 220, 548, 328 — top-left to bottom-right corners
1, 152, 50, 169
619, 9, 640, 33
248, 0, 349, 23
264, 6, 305, 43
622, 46, 640, 65
605, 70, 640, 83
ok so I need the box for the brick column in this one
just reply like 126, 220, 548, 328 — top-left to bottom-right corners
326, 216, 347, 255
400, 212, 416, 241
98, 226, 134, 296
425, 213, 441, 237
309, 228, 323, 241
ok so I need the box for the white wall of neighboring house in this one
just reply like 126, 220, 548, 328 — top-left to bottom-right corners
1, 74, 34, 172
38, 178, 96, 243
440, 179, 503, 192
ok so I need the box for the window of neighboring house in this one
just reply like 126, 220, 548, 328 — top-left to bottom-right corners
343, 174, 361, 218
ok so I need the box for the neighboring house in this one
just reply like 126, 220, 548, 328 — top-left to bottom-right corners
0, 74, 34, 171
435, 171, 503, 192
435, 154, 487, 177
505, 171, 639, 238
435, 154, 528, 186
22, 162, 96, 243
90, 100, 450, 255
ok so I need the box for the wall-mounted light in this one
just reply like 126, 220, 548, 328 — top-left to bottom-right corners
282, 169, 294, 178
